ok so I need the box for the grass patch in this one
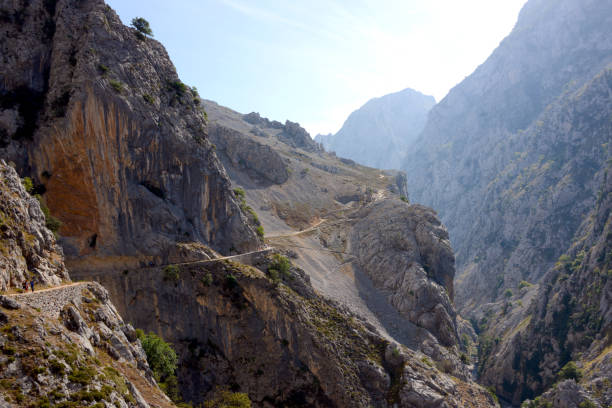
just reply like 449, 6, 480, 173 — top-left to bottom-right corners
109, 79, 124, 93
68, 366, 96, 385
163, 265, 180, 282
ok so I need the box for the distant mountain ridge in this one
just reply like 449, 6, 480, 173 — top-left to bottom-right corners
315, 88, 435, 169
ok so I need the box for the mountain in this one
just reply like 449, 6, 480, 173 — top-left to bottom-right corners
0, 0, 497, 407
401, 0, 612, 404
403, 0, 612, 312
315, 88, 435, 170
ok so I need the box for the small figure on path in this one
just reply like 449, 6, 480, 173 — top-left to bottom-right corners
22, 280, 28, 291
30, 279, 35, 292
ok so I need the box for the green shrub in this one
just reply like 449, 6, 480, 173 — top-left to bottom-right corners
68, 366, 96, 385
143, 94, 154, 104
163, 265, 180, 282
557, 361, 583, 381
519, 280, 532, 289
233, 187, 245, 199
131, 17, 153, 37
159, 373, 181, 403
486, 386, 499, 405
98, 64, 109, 75
204, 387, 251, 408
49, 359, 65, 376
169, 80, 188, 96
460, 353, 469, 364
400, 195, 409, 203
45, 213, 62, 234
256, 225, 264, 238
269, 254, 291, 279
33, 193, 63, 234
504, 289, 513, 298
140, 332, 178, 383
201, 272, 213, 286
135, 328, 145, 339
268, 269, 280, 285
225, 274, 238, 288
109, 79, 123, 93
521, 396, 553, 408
22, 177, 33, 194
577, 400, 597, 408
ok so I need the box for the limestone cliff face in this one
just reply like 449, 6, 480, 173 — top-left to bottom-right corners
0, 282, 175, 408
81, 256, 497, 408
0, 160, 68, 290
402, 0, 612, 313
477, 153, 612, 405
0, 0, 260, 273
351, 200, 457, 347
317, 88, 435, 170
208, 123, 289, 185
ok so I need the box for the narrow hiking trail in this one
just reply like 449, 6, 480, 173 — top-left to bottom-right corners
266, 218, 327, 239
4, 281, 87, 297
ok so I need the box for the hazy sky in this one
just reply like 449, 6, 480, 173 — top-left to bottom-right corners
107, 0, 528, 136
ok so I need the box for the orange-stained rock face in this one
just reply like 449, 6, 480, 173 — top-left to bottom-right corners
0, 0, 260, 272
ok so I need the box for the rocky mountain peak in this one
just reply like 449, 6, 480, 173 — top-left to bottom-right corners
318, 87, 435, 170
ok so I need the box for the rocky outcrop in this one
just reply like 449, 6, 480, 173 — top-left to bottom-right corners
0, 0, 260, 274
242, 111, 320, 152
0, 160, 68, 290
317, 88, 435, 169
279, 120, 321, 152
0, 282, 174, 407
208, 123, 289, 185
403, 0, 612, 313
80, 255, 496, 408
522, 380, 603, 408
351, 200, 457, 347
242, 111, 284, 129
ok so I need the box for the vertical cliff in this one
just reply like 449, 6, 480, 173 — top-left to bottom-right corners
0, 0, 261, 273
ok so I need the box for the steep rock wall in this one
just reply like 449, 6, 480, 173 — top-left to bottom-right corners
0, 0, 260, 273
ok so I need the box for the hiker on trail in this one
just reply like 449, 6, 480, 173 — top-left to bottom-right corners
22, 280, 28, 291
30, 279, 35, 292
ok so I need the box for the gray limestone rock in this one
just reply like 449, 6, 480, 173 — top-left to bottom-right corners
351, 200, 458, 347
0, 0, 261, 275
0, 161, 68, 291
0, 295, 21, 310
